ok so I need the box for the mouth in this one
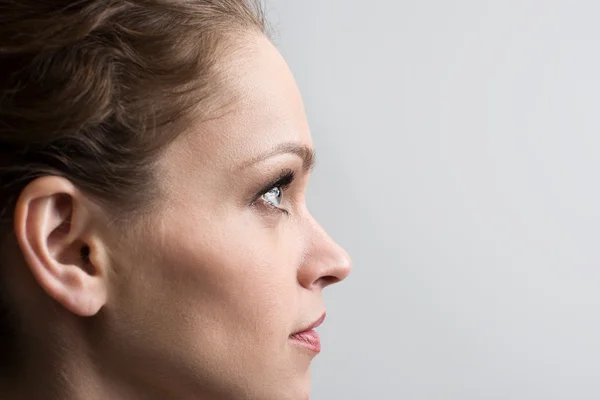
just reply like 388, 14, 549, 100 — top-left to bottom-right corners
289, 312, 326, 354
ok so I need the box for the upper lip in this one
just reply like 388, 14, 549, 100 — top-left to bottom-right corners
292, 311, 326, 335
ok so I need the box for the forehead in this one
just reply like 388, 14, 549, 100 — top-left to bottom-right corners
167, 33, 313, 170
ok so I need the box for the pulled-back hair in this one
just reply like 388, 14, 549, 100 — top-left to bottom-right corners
0, 0, 266, 370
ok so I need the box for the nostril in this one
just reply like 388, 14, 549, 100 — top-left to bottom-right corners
318, 275, 341, 288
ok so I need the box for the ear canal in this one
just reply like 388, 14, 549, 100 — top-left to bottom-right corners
80, 245, 91, 263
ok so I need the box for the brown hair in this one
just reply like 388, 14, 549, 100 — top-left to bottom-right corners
0, 0, 266, 369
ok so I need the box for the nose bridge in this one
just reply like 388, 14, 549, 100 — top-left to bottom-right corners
297, 212, 352, 289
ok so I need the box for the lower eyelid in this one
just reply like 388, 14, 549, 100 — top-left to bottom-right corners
257, 198, 289, 216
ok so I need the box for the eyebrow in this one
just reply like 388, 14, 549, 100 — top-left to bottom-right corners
238, 142, 317, 172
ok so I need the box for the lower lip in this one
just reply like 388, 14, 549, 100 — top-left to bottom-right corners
289, 330, 321, 353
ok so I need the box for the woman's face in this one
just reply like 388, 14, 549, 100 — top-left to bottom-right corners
101, 34, 352, 399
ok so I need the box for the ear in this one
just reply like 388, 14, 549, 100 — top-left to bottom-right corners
13, 176, 109, 317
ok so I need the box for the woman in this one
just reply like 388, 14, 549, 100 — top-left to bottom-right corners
0, 1, 352, 399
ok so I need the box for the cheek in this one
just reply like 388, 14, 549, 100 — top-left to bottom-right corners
115, 212, 304, 355
103, 212, 310, 397
165, 218, 297, 310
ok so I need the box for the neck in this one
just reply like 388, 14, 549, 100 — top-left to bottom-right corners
0, 329, 215, 400
0, 316, 173, 400
1, 340, 135, 400
2, 352, 173, 400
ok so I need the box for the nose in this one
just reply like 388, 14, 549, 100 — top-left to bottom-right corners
297, 216, 353, 290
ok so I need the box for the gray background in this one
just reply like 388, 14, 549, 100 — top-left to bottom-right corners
268, 1, 600, 400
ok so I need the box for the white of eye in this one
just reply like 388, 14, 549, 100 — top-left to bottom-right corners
262, 186, 283, 207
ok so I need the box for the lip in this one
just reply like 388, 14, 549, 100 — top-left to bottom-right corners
289, 312, 326, 354
291, 311, 326, 336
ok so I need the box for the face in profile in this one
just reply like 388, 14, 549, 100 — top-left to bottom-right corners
91, 33, 352, 399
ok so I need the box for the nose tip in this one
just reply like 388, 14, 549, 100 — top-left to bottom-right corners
315, 245, 352, 289
299, 230, 353, 290
297, 211, 353, 290
334, 246, 353, 282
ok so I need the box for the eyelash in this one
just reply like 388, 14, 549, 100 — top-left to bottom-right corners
254, 169, 296, 216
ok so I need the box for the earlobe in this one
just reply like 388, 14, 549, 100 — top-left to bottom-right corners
13, 176, 109, 317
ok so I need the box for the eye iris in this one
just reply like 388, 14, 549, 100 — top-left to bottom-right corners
263, 186, 282, 207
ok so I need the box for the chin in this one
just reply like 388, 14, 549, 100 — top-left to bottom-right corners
283, 371, 312, 400
275, 385, 311, 400
252, 371, 311, 400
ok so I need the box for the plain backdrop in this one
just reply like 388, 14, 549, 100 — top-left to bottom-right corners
267, 1, 600, 399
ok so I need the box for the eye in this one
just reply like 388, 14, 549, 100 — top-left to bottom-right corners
262, 185, 283, 208
253, 169, 296, 215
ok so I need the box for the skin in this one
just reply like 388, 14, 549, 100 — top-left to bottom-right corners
0, 33, 351, 400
